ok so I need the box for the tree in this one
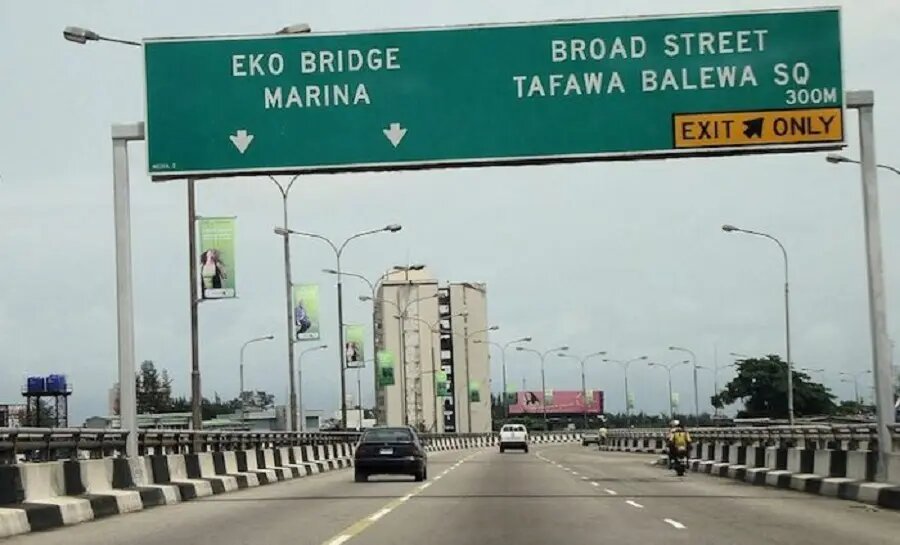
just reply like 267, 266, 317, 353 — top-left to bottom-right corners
136, 360, 174, 413
711, 355, 837, 418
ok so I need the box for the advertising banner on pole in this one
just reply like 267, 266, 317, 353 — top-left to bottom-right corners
197, 217, 236, 299
585, 389, 595, 407
509, 390, 604, 415
435, 371, 449, 396
377, 350, 395, 386
544, 389, 554, 406
344, 324, 365, 368
672, 392, 680, 408
292, 284, 321, 341
469, 381, 481, 403
505, 383, 517, 404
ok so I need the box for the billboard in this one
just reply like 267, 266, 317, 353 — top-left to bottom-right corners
344, 324, 365, 368
292, 284, 321, 341
508, 390, 604, 415
198, 217, 236, 298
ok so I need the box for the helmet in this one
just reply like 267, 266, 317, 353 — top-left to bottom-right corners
671, 419, 680, 427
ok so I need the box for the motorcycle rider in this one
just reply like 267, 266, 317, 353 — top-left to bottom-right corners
666, 420, 692, 468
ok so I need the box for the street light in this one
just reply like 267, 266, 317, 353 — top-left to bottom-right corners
557, 351, 606, 428
63, 26, 141, 47
826, 153, 900, 176
364, 292, 439, 426
474, 337, 532, 420
276, 23, 312, 35
517, 346, 569, 429
729, 352, 753, 360
602, 356, 648, 419
275, 224, 402, 428
801, 367, 827, 383
648, 360, 689, 418
668, 346, 700, 421
722, 223, 795, 426
239, 335, 275, 407
839, 370, 872, 403
297, 344, 328, 431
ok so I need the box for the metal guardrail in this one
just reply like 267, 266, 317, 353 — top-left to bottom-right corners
605, 424, 900, 447
0, 427, 578, 463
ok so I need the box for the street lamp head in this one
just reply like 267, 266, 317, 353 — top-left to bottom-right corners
317, 344, 328, 350
488, 325, 500, 331
273, 226, 290, 236
555, 346, 570, 352
384, 224, 402, 233
322, 268, 339, 275
276, 23, 311, 34
264, 335, 275, 340
63, 26, 100, 44
359, 295, 373, 302
721, 224, 739, 233
826, 152, 851, 164
520, 336, 533, 342
515, 346, 527, 352
637, 355, 648, 360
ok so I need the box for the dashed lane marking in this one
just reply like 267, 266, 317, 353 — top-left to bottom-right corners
604, 489, 618, 495
664, 519, 686, 529
590, 482, 600, 487
318, 452, 477, 545
626, 500, 644, 509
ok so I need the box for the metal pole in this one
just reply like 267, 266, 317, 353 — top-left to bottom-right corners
691, 353, 699, 423
580, 360, 587, 429
848, 90, 894, 482
667, 369, 674, 419
431, 332, 439, 431
239, 344, 245, 410
398, 312, 408, 425
188, 180, 202, 442
336, 262, 348, 428
781, 246, 795, 426
463, 316, 472, 433
854, 377, 861, 405
111, 122, 141, 458
279, 193, 297, 431
502, 346, 509, 420
297, 358, 303, 432
357, 366, 363, 430
540, 354, 548, 430
623, 365, 630, 421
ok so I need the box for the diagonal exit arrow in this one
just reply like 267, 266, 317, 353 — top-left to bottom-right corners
383, 123, 407, 147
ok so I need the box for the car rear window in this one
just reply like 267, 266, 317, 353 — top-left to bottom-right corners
502, 425, 525, 432
362, 428, 414, 443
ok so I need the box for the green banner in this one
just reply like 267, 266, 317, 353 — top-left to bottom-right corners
198, 217, 236, 299
435, 371, 449, 396
505, 383, 517, 404
469, 381, 481, 403
344, 324, 365, 368
377, 350, 395, 387
292, 284, 321, 341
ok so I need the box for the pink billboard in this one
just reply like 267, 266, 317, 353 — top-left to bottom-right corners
508, 390, 604, 415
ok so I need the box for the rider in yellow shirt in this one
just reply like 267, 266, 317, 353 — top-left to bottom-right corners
666, 420, 692, 466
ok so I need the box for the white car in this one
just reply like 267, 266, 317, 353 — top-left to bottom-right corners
499, 424, 529, 453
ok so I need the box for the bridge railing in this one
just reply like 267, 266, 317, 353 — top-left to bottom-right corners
1, 427, 582, 463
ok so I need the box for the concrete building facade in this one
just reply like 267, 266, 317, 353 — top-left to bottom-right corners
374, 268, 492, 433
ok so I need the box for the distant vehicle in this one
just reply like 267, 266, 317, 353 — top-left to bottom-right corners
581, 431, 600, 446
353, 426, 427, 482
499, 424, 529, 453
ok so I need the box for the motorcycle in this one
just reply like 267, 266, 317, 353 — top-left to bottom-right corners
671, 446, 689, 476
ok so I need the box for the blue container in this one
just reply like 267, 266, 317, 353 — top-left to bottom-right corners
26, 376, 46, 394
45, 374, 67, 393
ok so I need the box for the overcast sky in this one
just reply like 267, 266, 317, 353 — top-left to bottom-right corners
1, 0, 899, 424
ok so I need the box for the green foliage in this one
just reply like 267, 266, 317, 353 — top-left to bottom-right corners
711, 355, 836, 418
136, 360, 173, 413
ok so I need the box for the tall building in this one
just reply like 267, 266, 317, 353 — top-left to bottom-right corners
374, 268, 492, 433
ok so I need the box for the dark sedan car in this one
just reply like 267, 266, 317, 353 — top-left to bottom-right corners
354, 426, 428, 482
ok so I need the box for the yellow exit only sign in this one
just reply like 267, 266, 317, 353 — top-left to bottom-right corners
673, 108, 842, 149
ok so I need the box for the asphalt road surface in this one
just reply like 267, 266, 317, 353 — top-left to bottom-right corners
6, 445, 900, 545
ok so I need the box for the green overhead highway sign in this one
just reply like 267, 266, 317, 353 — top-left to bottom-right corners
143, 7, 843, 180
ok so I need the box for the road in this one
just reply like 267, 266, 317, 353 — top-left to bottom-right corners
6, 445, 900, 544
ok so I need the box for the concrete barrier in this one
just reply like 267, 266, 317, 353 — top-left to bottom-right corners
130, 457, 180, 506
78, 458, 143, 514
186, 453, 239, 493
20, 462, 93, 527
161, 454, 213, 499
216, 451, 260, 488
240, 450, 278, 484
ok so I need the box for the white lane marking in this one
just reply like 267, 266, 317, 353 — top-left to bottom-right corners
327, 536, 352, 545
399, 494, 413, 502
664, 519, 686, 529
626, 500, 644, 509
419, 482, 432, 490
368, 508, 392, 522
591, 482, 600, 487
581, 477, 589, 481
604, 489, 618, 495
